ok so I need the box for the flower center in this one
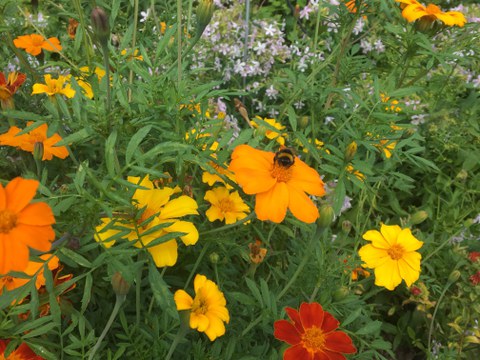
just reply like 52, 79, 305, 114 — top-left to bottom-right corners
271, 163, 292, 183
387, 244, 405, 260
218, 198, 235, 213
301, 326, 326, 353
0, 210, 17, 233
191, 296, 208, 315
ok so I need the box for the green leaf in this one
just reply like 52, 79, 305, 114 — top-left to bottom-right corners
125, 125, 152, 164
148, 262, 177, 319
55, 128, 92, 146
59, 248, 93, 268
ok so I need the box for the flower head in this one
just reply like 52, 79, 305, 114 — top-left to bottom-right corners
0, 71, 26, 109
94, 176, 199, 267
228, 145, 325, 223
470, 271, 480, 286
0, 177, 55, 275
0, 254, 59, 294
75, 66, 106, 99
13, 34, 62, 56
204, 187, 250, 224
396, 0, 466, 28
0, 340, 44, 360
358, 224, 423, 290
0, 122, 69, 161
468, 251, 480, 262
274, 302, 357, 360
174, 274, 229, 341
251, 117, 287, 145
32, 74, 75, 98
248, 239, 267, 264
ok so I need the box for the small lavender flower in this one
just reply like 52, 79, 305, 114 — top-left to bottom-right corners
265, 85, 279, 100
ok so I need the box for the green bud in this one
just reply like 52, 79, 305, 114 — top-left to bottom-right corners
341, 220, 352, 235
91, 7, 110, 46
387, 306, 396, 316
333, 286, 349, 301
448, 270, 461, 284
299, 116, 309, 129
317, 204, 335, 228
33, 141, 44, 161
209, 252, 219, 264
410, 210, 428, 225
111, 271, 130, 296
196, 0, 214, 37
456, 169, 468, 181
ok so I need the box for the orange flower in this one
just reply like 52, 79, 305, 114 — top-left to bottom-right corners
0, 122, 69, 161
274, 302, 357, 360
13, 34, 62, 56
228, 145, 325, 223
0, 254, 59, 293
0, 340, 44, 360
395, 0, 466, 28
0, 177, 55, 275
0, 71, 26, 109
67, 18, 79, 39
248, 240, 267, 264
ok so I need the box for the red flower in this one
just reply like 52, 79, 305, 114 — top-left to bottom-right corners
468, 251, 480, 263
0, 339, 44, 359
274, 302, 357, 360
470, 271, 480, 286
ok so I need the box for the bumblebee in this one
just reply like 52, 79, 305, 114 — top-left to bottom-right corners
274, 148, 295, 168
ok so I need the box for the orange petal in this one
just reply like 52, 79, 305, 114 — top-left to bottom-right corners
17, 202, 55, 226
5, 177, 39, 213
9, 224, 54, 252
255, 182, 289, 223
286, 185, 319, 223
0, 233, 29, 274
232, 168, 276, 194
288, 159, 325, 196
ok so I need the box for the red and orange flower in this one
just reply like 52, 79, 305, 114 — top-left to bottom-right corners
0, 177, 55, 275
228, 145, 325, 223
0, 340, 44, 359
0, 71, 26, 110
274, 302, 357, 360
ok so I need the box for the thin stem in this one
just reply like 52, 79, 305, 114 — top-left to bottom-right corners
164, 318, 189, 360
128, 0, 139, 102
102, 43, 112, 127
176, 0, 183, 86
88, 295, 126, 360
313, 4, 321, 52
242, 0, 250, 93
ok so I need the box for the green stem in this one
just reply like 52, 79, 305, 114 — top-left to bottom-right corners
165, 318, 189, 360
128, 0, 139, 102
176, 0, 182, 86
313, 4, 321, 52
102, 43, 112, 127
88, 294, 126, 360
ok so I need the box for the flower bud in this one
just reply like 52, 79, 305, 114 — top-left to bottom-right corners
333, 286, 349, 301
317, 204, 335, 228
111, 271, 130, 296
344, 141, 357, 162
299, 116, 309, 129
209, 252, 219, 264
33, 141, 44, 161
91, 7, 110, 46
196, 0, 214, 37
456, 169, 468, 181
448, 270, 461, 284
341, 220, 352, 235
410, 210, 428, 225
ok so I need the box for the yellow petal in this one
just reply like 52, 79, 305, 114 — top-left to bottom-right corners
398, 257, 420, 287
164, 220, 199, 246
362, 230, 391, 249
160, 196, 198, 219
204, 314, 227, 341
193, 274, 208, 293
397, 228, 423, 251
191, 313, 209, 332
174, 290, 193, 310
358, 244, 390, 268
374, 259, 402, 290
205, 205, 224, 222
402, 4, 428, 22
147, 239, 178, 267
380, 224, 402, 246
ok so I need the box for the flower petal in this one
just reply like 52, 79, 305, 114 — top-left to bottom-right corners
255, 182, 289, 223
397, 228, 423, 251
397, 258, 421, 287
9, 224, 54, 252
147, 239, 178, 267
0, 233, 29, 274
324, 331, 357, 353
373, 258, 402, 290
17, 202, 55, 226
5, 177, 38, 213
299, 302, 324, 330
287, 185, 319, 223
164, 220, 199, 246
204, 314, 227, 341
380, 224, 402, 246
362, 230, 390, 249
321, 311, 339, 333
358, 244, 389, 268
174, 290, 193, 310
159, 196, 198, 219
283, 344, 311, 360
288, 159, 325, 196
274, 320, 302, 345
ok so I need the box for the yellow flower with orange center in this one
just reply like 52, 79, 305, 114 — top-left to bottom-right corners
396, 0, 466, 27
94, 176, 199, 267
0, 122, 69, 161
32, 74, 75, 98
13, 34, 62, 56
228, 145, 325, 223
204, 187, 250, 224
174, 274, 230, 341
0, 177, 55, 275
358, 224, 423, 290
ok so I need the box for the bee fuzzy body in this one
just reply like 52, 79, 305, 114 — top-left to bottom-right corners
274, 148, 295, 168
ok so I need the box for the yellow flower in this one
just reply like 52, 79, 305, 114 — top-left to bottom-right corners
174, 274, 230, 341
396, 0, 466, 28
75, 66, 106, 99
94, 176, 199, 267
204, 187, 250, 224
121, 48, 143, 61
346, 164, 365, 181
251, 116, 287, 145
375, 139, 396, 158
358, 224, 423, 290
32, 74, 75, 98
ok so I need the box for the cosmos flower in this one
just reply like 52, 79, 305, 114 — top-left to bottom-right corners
228, 145, 325, 223
359, 223, 423, 290
0, 177, 55, 275
32, 74, 75, 98
204, 187, 250, 224
0, 122, 69, 161
13, 34, 62, 56
274, 302, 357, 360
396, 0, 466, 27
174, 274, 230, 341
94, 176, 199, 267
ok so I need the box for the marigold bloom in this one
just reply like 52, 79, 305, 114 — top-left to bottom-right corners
375, 139, 396, 158
0, 254, 59, 293
346, 164, 365, 181
13, 34, 62, 56
94, 176, 199, 267
75, 66, 106, 99
67, 18, 79, 39
359, 224, 423, 290
468, 251, 480, 262
396, 0, 466, 27
251, 117, 287, 145
0, 177, 55, 275
274, 302, 357, 360
174, 274, 230, 341
228, 145, 325, 223
0, 340, 44, 360
0, 71, 26, 109
204, 187, 249, 224
0, 122, 69, 161
248, 239, 267, 264
32, 74, 75, 98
